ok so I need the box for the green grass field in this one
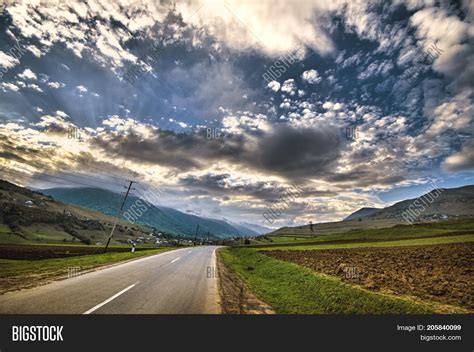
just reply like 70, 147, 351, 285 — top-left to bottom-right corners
219, 248, 466, 314
250, 218, 474, 248
219, 219, 474, 314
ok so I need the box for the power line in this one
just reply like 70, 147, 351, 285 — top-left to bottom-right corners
0, 168, 101, 189
134, 184, 157, 202
193, 224, 200, 246
1, 169, 86, 188
0, 158, 129, 189
53, 170, 126, 188
72, 157, 131, 183
135, 182, 167, 204
2, 169, 123, 191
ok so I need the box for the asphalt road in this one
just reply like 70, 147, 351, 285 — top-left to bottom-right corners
0, 246, 221, 314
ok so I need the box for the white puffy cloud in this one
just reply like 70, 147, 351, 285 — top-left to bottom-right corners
0, 82, 20, 92
26, 45, 43, 58
281, 79, 296, 95
18, 68, 37, 80
0, 51, 19, 69
279, 99, 291, 109
322, 101, 344, 111
301, 69, 322, 84
47, 81, 65, 89
27, 83, 43, 92
266, 80, 280, 92
75, 85, 88, 95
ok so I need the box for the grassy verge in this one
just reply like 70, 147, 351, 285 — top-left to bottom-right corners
0, 247, 173, 294
219, 248, 466, 314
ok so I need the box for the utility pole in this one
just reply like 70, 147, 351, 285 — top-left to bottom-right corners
104, 181, 135, 253
206, 231, 210, 245
193, 224, 200, 246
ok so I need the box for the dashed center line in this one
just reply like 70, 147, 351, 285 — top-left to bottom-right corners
83, 282, 139, 314
170, 257, 181, 264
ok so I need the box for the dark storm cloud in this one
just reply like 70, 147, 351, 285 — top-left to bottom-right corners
443, 140, 474, 172
0, 150, 28, 163
325, 169, 405, 188
180, 173, 284, 201
90, 128, 244, 170
250, 125, 343, 178
91, 123, 346, 180
39, 124, 69, 136
180, 172, 337, 201
0, 138, 42, 161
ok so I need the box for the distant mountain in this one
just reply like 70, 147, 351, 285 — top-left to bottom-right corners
344, 207, 382, 221
238, 222, 272, 235
42, 187, 256, 238
270, 185, 474, 237
220, 220, 256, 236
365, 185, 474, 221
220, 218, 270, 236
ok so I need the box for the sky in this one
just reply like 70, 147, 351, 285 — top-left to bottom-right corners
0, 0, 473, 228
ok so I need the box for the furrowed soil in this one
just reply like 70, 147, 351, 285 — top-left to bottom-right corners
265, 243, 473, 310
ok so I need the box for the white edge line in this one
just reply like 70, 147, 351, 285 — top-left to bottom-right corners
83, 282, 139, 314
170, 256, 181, 264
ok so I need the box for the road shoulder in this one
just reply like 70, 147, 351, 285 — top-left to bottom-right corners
216, 248, 274, 314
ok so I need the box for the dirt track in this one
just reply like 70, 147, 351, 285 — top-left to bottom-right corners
265, 243, 473, 310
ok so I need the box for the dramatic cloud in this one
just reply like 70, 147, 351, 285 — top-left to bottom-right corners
0, 0, 472, 226
443, 140, 474, 172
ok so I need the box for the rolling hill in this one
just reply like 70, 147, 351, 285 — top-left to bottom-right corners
344, 207, 382, 221
269, 185, 474, 237
364, 185, 474, 220
41, 187, 259, 238
0, 179, 154, 245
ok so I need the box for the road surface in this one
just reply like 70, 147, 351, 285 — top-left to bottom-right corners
0, 246, 221, 314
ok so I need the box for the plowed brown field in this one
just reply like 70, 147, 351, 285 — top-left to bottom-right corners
265, 243, 473, 310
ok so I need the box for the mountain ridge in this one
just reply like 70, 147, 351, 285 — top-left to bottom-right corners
344, 207, 382, 221
269, 185, 474, 236
41, 187, 260, 238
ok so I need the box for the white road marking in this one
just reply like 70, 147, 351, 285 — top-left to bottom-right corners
187, 250, 192, 253
170, 257, 181, 263
83, 282, 139, 314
